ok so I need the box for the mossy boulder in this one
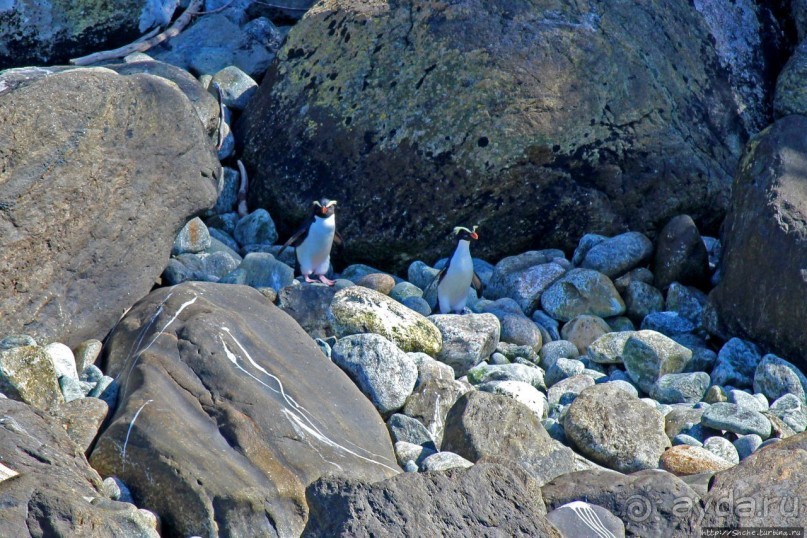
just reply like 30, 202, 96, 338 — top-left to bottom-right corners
238, 0, 744, 271
329, 286, 442, 356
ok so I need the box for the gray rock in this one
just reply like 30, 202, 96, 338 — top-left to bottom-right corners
560, 314, 611, 356
407, 260, 440, 290
540, 269, 625, 322
402, 296, 432, 316
640, 311, 697, 336
209, 227, 240, 254
701, 402, 771, 438
303, 463, 556, 536
495, 342, 539, 363
467, 363, 546, 391
650, 372, 710, 404
753, 353, 807, 403
579, 231, 654, 279
562, 384, 670, 473
542, 467, 701, 537
478, 299, 543, 349
703, 436, 739, 465
665, 282, 708, 325
403, 376, 467, 448
390, 281, 423, 303
332, 334, 418, 414
603, 379, 639, 399
443, 391, 576, 485
623, 280, 664, 323
489, 352, 508, 365
80, 364, 104, 384
546, 358, 586, 387
329, 286, 442, 355
206, 166, 240, 216
674, 434, 704, 447
410, 353, 456, 386
587, 332, 631, 365
620, 330, 693, 393
767, 393, 807, 433
613, 267, 655, 292
221, 252, 294, 290
172, 217, 211, 255
653, 214, 710, 289
682, 344, 718, 373
387, 414, 436, 449
0, 346, 64, 412
58, 375, 86, 403
210, 66, 258, 111
0, 335, 36, 351
428, 314, 500, 377
340, 264, 394, 283
606, 316, 635, 332
711, 338, 762, 389
665, 405, 708, 440
485, 253, 566, 313
420, 451, 474, 472
539, 340, 580, 370
572, 234, 608, 266
394, 441, 436, 468
733, 434, 763, 460
277, 283, 340, 340
547, 375, 596, 406
234, 209, 278, 247
478, 380, 547, 419
727, 389, 767, 412
532, 310, 561, 341
43, 342, 78, 381
87, 376, 118, 408
546, 501, 625, 538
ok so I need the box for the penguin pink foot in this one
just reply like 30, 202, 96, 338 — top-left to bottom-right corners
304, 274, 319, 283
318, 274, 336, 286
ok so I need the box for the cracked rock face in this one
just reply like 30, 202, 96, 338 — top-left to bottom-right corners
90, 281, 399, 538
238, 0, 745, 272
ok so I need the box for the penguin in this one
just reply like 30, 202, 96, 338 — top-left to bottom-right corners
433, 226, 484, 314
278, 198, 343, 285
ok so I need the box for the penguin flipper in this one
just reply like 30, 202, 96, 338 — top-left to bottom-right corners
277, 218, 312, 255
472, 272, 484, 296
333, 230, 345, 247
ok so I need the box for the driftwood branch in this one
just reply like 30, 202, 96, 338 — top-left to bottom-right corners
237, 160, 249, 218
69, 0, 203, 66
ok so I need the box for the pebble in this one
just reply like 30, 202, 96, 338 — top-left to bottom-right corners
753, 353, 807, 403
221, 252, 294, 290
390, 282, 424, 303
727, 389, 767, 412
547, 374, 595, 405
210, 66, 258, 111
531, 310, 561, 341
539, 340, 579, 370
603, 379, 639, 398
545, 358, 585, 387
665, 282, 707, 325
559, 314, 611, 355
403, 296, 432, 316
478, 380, 547, 419
578, 231, 654, 278
331, 333, 418, 414
768, 393, 807, 433
387, 413, 437, 449
733, 434, 763, 460
546, 501, 626, 538
703, 436, 739, 464
419, 451, 474, 472
620, 330, 693, 393
429, 313, 500, 377
485, 256, 566, 313
466, 363, 546, 391
623, 280, 664, 322
172, 217, 211, 255
711, 337, 761, 389
0, 334, 37, 351
44, 342, 79, 380
700, 402, 772, 438
703, 385, 728, 403
341, 264, 394, 283
58, 375, 86, 403
659, 444, 734, 476
80, 364, 104, 384
74, 339, 103, 373
478, 299, 542, 349
407, 260, 440, 290
571, 233, 607, 266
673, 434, 703, 447
357, 273, 396, 295
540, 268, 626, 322
650, 372, 710, 404
640, 311, 696, 336
233, 209, 278, 247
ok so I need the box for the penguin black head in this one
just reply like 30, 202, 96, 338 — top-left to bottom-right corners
453, 225, 479, 242
312, 198, 337, 218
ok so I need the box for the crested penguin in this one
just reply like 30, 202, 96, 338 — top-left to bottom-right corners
435, 226, 483, 314
278, 198, 343, 285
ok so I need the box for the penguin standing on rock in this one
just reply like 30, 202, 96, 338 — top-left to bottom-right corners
278, 198, 343, 285
433, 226, 484, 314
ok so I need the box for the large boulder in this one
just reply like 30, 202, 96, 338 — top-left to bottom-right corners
0, 0, 174, 68
0, 67, 219, 348
0, 399, 159, 537
237, 0, 744, 271
303, 463, 560, 537
711, 115, 807, 372
90, 282, 399, 538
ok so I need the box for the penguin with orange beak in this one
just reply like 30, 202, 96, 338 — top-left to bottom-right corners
279, 198, 343, 285
434, 226, 483, 314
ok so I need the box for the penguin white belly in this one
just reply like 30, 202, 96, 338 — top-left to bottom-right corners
437, 249, 473, 313
297, 215, 335, 275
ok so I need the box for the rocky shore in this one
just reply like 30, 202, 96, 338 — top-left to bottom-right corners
3, 1, 807, 537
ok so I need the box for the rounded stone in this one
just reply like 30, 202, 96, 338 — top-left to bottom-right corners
659, 445, 734, 476
560, 315, 612, 355
540, 269, 626, 322
357, 273, 397, 295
